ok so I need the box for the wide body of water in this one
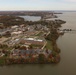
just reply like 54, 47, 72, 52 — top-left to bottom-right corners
0, 12, 76, 75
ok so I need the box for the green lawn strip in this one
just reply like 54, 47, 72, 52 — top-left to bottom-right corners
45, 40, 53, 50
7, 47, 13, 51
35, 31, 43, 36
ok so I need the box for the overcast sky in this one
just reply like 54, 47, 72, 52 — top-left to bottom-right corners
0, 0, 76, 10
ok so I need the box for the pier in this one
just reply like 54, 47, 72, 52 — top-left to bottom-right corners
58, 29, 76, 34
58, 29, 76, 32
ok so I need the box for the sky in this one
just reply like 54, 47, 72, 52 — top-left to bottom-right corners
0, 0, 76, 11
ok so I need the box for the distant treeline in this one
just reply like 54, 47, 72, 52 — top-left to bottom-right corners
0, 11, 53, 15
0, 15, 25, 28
0, 15, 66, 29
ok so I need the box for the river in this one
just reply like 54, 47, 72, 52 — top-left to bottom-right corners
0, 12, 76, 75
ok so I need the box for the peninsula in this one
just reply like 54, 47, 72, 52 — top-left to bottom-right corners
0, 11, 66, 65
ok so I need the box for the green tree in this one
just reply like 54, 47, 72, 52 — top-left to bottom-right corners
38, 54, 46, 63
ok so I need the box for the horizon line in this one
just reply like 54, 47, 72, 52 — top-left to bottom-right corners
0, 10, 76, 11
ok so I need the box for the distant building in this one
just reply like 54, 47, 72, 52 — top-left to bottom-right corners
20, 38, 46, 49
11, 31, 22, 35
11, 25, 19, 29
0, 23, 3, 25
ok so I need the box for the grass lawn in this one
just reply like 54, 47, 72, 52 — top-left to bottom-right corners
7, 47, 13, 51
31, 44, 43, 49
45, 40, 53, 50
35, 31, 43, 36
